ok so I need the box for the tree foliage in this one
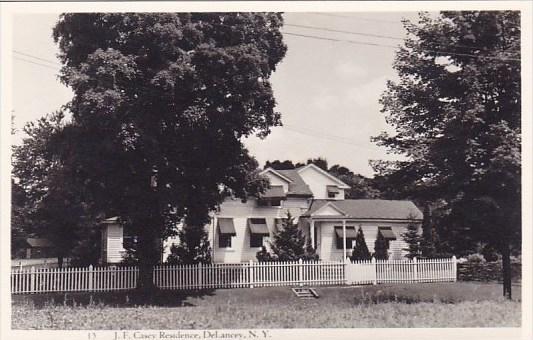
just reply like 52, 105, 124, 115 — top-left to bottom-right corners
12, 112, 99, 266
350, 227, 371, 261
402, 224, 422, 259
52, 13, 286, 290
267, 211, 318, 261
374, 231, 389, 260
373, 11, 520, 298
166, 224, 212, 264
264, 160, 298, 170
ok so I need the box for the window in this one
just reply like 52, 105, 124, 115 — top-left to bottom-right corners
378, 226, 397, 240
270, 199, 281, 207
219, 233, 233, 248
218, 218, 236, 249
258, 199, 281, 207
123, 227, 138, 249
250, 234, 265, 248
334, 226, 357, 249
249, 218, 270, 248
327, 186, 339, 198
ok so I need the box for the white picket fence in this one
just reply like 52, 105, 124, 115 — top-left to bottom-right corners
347, 257, 457, 285
11, 257, 456, 294
11, 266, 138, 294
154, 260, 345, 289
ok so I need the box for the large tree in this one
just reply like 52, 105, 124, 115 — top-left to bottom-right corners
52, 13, 286, 292
12, 112, 99, 267
373, 11, 520, 298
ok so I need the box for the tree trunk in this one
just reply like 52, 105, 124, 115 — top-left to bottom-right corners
57, 255, 64, 269
501, 241, 512, 300
135, 224, 160, 299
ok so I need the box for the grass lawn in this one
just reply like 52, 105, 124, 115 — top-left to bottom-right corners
12, 282, 521, 329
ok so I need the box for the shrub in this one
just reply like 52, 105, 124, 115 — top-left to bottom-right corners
256, 246, 275, 262
350, 227, 371, 261
466, 253, 485, 263
374, 231, 389, 260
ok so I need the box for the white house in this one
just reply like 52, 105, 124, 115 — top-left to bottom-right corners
99, 164, 423, 264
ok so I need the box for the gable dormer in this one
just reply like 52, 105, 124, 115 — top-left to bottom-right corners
260, 168, 292, 194
297, 164, 350, 200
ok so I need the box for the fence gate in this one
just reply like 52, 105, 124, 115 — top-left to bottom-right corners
345, 259, 376, 285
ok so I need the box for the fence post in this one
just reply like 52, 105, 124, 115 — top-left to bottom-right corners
372, 257, 377, 285
298, 258, 303, 287
88, 265, 93, 291
30, 266, 36, 293
452, 256, 457, 282
413, 257, 418, 283
198, 262, 202, 289
249, 260, 254, 288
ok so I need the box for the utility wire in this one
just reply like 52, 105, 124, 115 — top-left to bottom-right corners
285, 22, 520, 53
285, 23, 404, 41
13, 50, 61, 66
309, 13, 399, 24
282, 124, 376, 151
13, 56, 60, 71
283, 31, 521, 62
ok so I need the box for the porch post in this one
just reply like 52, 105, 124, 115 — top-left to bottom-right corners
310, 220, 315, 249
342, 219, 347, 260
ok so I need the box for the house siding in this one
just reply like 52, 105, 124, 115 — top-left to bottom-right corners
263, 172, 289, 193
106, 223, 125, 264
317, 221, 417, 261
213, 198, 285, 263
298, 166, 345, 199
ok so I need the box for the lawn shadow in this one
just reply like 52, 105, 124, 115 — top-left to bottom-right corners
12, 289, 216, 308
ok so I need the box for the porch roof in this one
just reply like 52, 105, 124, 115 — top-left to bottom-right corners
303, 199, 423, 220
25, 238, 53, 248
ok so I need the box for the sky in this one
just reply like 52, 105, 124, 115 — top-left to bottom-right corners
11, 12, 422, 177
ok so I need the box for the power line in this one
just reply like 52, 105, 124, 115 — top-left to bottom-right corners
282, 124, 376, 151
285, 23, 404, 41
13, 56, 60, 71
13, 50, 61, 66
284, 31, 398, 48
283, 31, 520, 62
284, 22, 519, 53
309, 13, 399, 24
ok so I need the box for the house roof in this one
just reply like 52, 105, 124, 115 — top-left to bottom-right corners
297, 163, 351, 189
260, 185, 286, 199
276, 169, 313, 197
26, 238, 54, 248
102, 216, 120, 224
303, 199, 423, 220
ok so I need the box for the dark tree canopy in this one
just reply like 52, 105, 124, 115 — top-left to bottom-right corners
373, 11, 520, 298
12, 112, 99, 266
264, 160, 297, 170
52, 13, 287, 289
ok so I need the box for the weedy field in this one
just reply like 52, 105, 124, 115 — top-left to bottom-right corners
12, 282, 521, 329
